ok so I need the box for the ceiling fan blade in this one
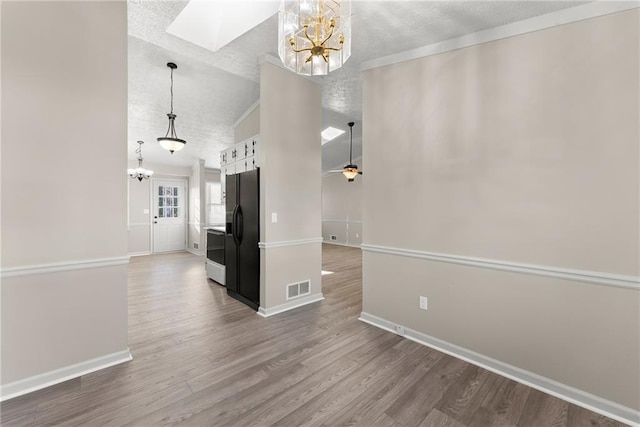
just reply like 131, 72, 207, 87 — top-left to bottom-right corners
358, 171, 363, 175
327, 170, 344, 173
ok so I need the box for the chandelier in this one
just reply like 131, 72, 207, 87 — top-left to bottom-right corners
157, 62, 187, 154
128, 141, 154, 181
278, 0, 351, 76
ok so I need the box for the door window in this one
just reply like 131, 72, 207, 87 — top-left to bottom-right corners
158, 186, 181, 218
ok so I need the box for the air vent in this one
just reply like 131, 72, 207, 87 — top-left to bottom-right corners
286, 280, 311, 300
288, 283, 298, 299
299, 280, 310, 295
194, 242, 199, 250
330, 235, 337, 241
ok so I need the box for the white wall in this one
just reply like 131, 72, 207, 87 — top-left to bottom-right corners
1, 1, 130, 394
259, 61, 322, 311
322, 170, 362, 246
362, 8, 639, 413
188, 160, 206, 254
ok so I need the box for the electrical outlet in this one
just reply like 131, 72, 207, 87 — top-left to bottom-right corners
271, 212, 278, 223
395, 325, 405, 336
419, 296, 428, 310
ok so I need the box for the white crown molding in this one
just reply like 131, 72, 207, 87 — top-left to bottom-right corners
361, 2, 640, 72
361, 244, 640, 291
1, 256, 130, 279
257, 293, 324, 317
258, 237, 323, 249
359, 312, 639, 426
0, 349, 132, 402
233, 99, 260, 129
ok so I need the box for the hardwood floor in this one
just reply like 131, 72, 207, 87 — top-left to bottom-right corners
1, 244, 627, 426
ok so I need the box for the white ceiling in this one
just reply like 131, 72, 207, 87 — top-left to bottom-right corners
128, 0, 587, 171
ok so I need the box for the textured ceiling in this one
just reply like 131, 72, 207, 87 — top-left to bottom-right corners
128, 0, 587, 170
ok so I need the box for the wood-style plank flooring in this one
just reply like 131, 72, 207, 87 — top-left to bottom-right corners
1, 244, 627, 426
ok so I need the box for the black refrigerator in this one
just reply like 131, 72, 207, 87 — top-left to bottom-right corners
225, 169, 260, 310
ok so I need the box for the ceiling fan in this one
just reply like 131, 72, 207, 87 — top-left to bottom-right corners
328, 121, 362, 182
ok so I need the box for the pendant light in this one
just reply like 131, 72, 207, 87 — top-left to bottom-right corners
342, 121, 361, 182
128, 141, 154, 181
157, 62, 187, 154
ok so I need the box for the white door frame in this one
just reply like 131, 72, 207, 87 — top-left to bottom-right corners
150, 176, 189, 254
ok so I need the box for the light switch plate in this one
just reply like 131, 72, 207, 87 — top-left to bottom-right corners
271, 212, 278, 223
143, 209, 149, 214
419, 296, 428, 310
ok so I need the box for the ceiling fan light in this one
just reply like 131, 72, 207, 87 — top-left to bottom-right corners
343, 166, 358, 180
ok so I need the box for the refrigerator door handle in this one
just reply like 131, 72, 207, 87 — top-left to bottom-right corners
237, 205, 244, 244
232, 204, 240, 246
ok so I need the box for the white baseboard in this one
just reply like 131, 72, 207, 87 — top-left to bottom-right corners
186, 248, 204, 256
128, 251, 151, 257
257, 293, 324, 317
0, 348, 132, 402
359, 312, 639, 426
323, 240, 361, 249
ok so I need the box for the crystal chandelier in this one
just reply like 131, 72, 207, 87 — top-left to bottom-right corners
128, 141, 154, 181
278, 0, 351, 76
157, 62, 187, 154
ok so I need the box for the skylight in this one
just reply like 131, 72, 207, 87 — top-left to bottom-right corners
321, 127, 345, 144
166, 1, 279, 53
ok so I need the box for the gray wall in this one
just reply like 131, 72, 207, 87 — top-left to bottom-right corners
259, 62, 322, 309
1, 1, 129, 385
362, 9, 639, 410
322, 172, 362, 246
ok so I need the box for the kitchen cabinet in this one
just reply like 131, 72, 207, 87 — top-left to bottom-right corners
220, 135, 260, 203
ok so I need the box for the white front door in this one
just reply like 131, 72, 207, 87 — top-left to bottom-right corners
153, 179, 186, 253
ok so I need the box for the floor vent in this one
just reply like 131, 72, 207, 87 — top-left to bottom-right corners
287, 280, 311, 300
330, 235, 337, 241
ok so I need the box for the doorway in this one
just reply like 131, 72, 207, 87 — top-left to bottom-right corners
152, 179, 186, 253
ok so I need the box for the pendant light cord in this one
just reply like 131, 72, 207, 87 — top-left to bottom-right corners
349, 122, 354, 164
170, 67, 174, 115
136, 141, 143, 166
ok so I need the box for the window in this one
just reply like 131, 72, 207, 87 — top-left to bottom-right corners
158, 185, 180, 218
206, 181, 224, 225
